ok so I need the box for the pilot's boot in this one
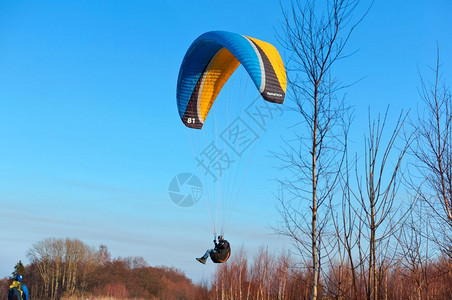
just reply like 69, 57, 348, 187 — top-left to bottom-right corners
196, 257, 207, 264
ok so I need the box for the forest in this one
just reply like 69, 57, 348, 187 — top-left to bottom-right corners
0, 238, 450, 299
0, 238, 208, 299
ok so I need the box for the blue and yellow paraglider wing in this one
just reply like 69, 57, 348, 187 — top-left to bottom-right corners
176, 31, 286, 129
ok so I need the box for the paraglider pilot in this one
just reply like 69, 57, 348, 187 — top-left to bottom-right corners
196, 235, 231, 264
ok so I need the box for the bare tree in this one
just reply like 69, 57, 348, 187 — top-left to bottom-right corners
411, 47, 452, 239
276, 1, 367, 298
407, 47, 452, 293
351, 108, 411, 300
27, 237, 98, 299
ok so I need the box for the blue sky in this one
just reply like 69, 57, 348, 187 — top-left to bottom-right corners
0, 0, 451, 283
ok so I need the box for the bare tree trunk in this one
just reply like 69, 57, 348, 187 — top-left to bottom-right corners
312, 95, 319, 300
246, 279, 251, 300
385, 269, 388, 300
239, 263, 243, 300
369, 207, 377, 300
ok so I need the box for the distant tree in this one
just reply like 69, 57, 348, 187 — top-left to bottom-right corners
211, 246, 248, 299
12, 260, 26, 278
102, 283, 129, 299
27, 237, 98, 300
97, 244, 111, 264
125, 256, 148, 269
0, 278, 9, 299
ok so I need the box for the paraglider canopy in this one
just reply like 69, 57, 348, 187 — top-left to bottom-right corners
176, 31, 286, 129
177, 31, 287, 240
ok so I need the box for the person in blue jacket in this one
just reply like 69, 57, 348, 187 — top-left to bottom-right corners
8, 275, 29, 300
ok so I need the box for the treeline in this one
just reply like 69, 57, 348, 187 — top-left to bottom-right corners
211, 247, 452, 300
0, 238, 208, 300
1, 238, 450, 299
